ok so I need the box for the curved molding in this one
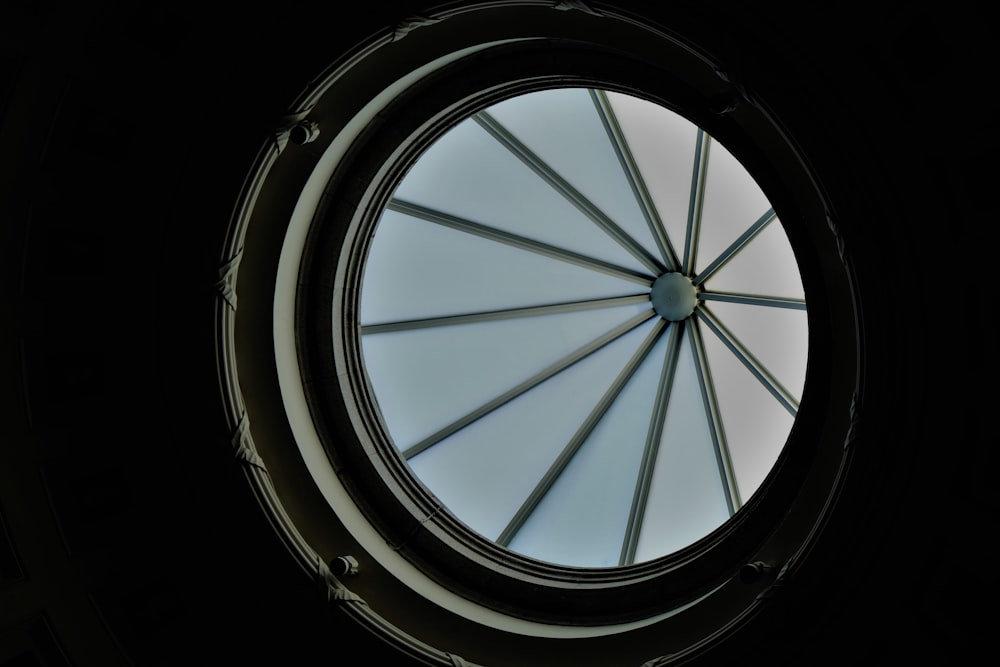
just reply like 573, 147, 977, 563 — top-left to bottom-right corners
393, 15, 444, 41
232, 414, 266, 471
215, 249, 242, 310
217, 2, 867, 664
826, 212, 848, 265
845, 391, 861, 450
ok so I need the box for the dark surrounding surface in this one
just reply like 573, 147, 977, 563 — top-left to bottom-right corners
1, 2, 995, 665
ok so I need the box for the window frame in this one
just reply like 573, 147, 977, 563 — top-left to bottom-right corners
224, 2, 865, 663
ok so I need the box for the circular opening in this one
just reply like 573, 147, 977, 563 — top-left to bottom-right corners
358, 87, 808, 569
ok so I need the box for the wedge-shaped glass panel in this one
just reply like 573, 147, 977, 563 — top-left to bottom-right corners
486, 88, 661, 263
699, 219, 806, 300
361, 209, 650, 323
507, 324, 670, 567
407, 320, 657, 541
702, 325, 797, 498
362, 301, 653, 449
611, 94, 699, 257
703, 300, 808, 401
695, 141, 773, 276
393, 116, 651, 273
633, 332, 732, 561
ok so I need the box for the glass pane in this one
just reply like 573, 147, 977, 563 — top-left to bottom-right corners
407, 319, 658, 542
701, 301, 808, 402
702, 327, 795, 499
700, 217, 805, 300
487, 88, 660, 260
696, 141, 772, 277
361, 301, 653, 449
392, 116, 647, 272
609, 92, 698, 253
361, 208, 647, 324
634, 331, 730, 561
506, 325, 668, 567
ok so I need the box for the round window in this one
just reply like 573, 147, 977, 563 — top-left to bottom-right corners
292, 35, 853, 631
358, 87, 807, 569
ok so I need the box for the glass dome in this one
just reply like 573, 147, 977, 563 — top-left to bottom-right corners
357, 87, 808, 568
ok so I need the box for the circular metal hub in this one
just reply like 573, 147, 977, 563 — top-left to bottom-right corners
651, 272, 697, 321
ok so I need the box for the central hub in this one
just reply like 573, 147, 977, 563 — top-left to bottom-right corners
651, 272, 697, 321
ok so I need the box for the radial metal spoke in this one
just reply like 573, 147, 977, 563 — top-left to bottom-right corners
361, 294, 651, 335
497, 319, 669, 547
696, 305, 799, 416
693, 208, 776, 286
388, 199, 655, 286
401, 309, 658, 460
698, 291, 806, 311
473, 111, 666, 276
589, 89, 679, 271
682, 129, 711, 275
619, 320, 683, 565
688, 316, 741, 515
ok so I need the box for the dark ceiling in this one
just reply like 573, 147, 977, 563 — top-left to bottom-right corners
1, 2, 995, 665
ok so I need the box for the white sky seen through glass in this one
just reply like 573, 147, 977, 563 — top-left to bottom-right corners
357, 88, 807, 568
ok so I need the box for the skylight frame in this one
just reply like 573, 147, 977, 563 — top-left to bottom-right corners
288, 31, 859, 634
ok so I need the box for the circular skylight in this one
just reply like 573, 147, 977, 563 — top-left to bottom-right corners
357, 87, 807, 568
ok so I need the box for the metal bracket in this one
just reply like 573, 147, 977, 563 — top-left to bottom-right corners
329, 555, 360, 577
738, 560, 774, 584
